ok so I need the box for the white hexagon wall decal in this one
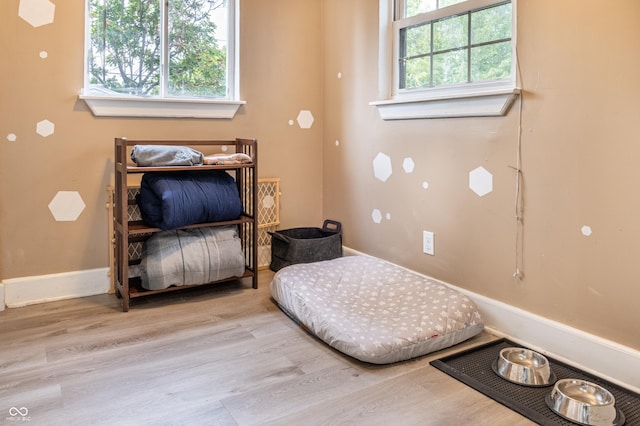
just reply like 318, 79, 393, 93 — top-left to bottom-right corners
7, 133, 17, 142
372, 209, 383, 224
296, 110, 314, 129
36, 119, 55, 137
19, 0, 56, 28
403, 157, 415, 173
373, 152, 392, 182
581, 225, 593, 236
48, 191, 86, 221
469, 166, 493, 197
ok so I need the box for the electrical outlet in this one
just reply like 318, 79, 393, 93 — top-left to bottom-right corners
423, 230, 434, 255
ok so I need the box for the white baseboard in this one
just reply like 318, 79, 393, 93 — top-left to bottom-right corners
4, 251, 640, 393
468, 292, 640, 394
343, 247, 640, 393
2, 268, 110, 308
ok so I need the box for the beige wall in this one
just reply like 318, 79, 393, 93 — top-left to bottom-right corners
322, 0, 640, 351
0, 0, 323, 279
2, 0, 639, 354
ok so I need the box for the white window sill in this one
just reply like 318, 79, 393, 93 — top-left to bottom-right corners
79, 95, 245, 119
370, 85, 520, 120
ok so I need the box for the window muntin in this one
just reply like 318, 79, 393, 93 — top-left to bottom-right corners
85, 0, 233, 100
396, 0, 512, 92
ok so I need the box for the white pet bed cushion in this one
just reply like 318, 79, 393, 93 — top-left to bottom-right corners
270, 255, 484, 364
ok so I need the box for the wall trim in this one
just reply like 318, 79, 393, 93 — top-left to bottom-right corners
343, 247, 640, 393
370, 88, 520, 120
79, 95, 245, 119
2, 268, 110, 308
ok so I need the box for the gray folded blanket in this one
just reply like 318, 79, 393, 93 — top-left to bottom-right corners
139, 226, 245, 290
131, 145, 204, 166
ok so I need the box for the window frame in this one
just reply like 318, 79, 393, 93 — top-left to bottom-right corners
370, 0, 519, 120
80, 0, 244, 119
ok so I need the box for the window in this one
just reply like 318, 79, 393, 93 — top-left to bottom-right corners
80, 0, 243, 118
399, 1, 512, 90
371, 0, 519, 120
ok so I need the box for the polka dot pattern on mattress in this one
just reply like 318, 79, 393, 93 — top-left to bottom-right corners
270, 255, 484, 364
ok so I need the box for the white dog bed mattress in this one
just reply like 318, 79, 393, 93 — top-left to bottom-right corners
270, 255, 484, 364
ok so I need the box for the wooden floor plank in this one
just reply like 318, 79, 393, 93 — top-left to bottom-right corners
0, 270, 534, 425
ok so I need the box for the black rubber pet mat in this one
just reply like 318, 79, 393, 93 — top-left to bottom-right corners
430, 338, 640, 425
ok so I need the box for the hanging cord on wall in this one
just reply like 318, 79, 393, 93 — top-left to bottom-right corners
512, 47, 525, 281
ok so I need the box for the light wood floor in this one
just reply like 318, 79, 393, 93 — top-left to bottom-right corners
0, 270, 534, 426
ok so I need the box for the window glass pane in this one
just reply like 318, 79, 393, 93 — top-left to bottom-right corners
403, 0, 466, 17
404, 56, 432, 89
433, 14, 468, 52
88, 0, 161, 96
471, 3, 512, 44
433, 49, 468, 85
405, 0, 437, 17
168, 0, 227, 98
470, 40, 511, 81
439, 0, 466, 8
404, 23, 431, 57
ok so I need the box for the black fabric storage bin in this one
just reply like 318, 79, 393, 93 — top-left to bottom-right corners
270, 220, 342, 272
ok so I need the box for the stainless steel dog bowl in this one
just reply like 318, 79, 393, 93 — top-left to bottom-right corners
492, 347, 555, 386
546, 379, 624, 426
